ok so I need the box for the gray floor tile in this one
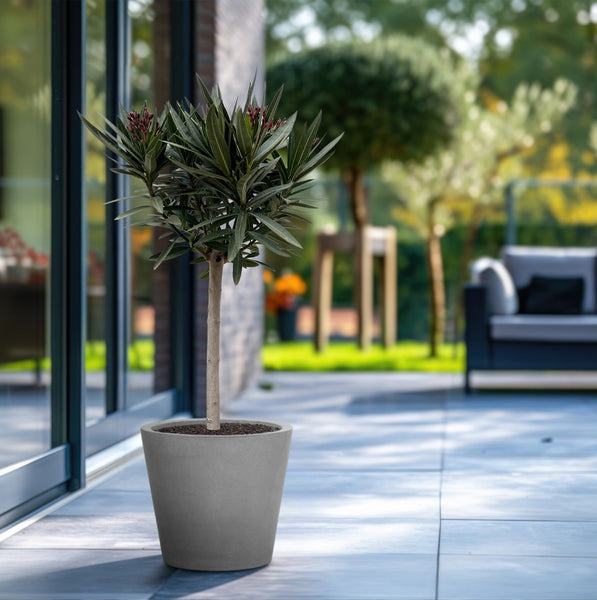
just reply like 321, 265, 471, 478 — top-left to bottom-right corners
94, 459, 152, 492
438, 554, 597, 600
1, 513, 159, 550
53, 489, 154, 515
281, 470, 441, 520
441, 470, 597, 521
275, 518, 439, 555
152, 554, 438, 600
0, 549, 171, 600
440, 519, 597, 558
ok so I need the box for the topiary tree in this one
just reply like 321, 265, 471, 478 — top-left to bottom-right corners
267, 36, 459, 230
81, 79, 341, 430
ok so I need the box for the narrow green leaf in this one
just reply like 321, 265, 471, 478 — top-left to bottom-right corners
253, 113, 297, 163
233, 108, 253, 158
249, 231, 291, 257
228, 211, 247, 262
248, 182, 293, 207
114, 205, 151, 220
296, 133, 343, 178
232, 252, 243, 284
254, 213, 302, 248
265, 85, 284, 123
205, 105, 231, 175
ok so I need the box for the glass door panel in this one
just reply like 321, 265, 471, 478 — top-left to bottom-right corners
85, 0, 108, 427
0, 0, 52, 469
128, 0, 156, 405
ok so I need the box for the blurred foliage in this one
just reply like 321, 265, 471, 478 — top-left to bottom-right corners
267, 37, 458, 171
264, 0, 597, 343
266, 0, 597, 173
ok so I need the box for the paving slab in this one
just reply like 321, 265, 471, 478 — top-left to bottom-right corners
441, 469, 597, 521
440, 519, 597, 558
0, 549, 171, 600
438, 554, 597, 600
2, 372, 597, 600
151, 554, 438, 600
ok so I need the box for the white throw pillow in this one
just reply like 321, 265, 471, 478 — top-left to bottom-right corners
472, 257, 519, 315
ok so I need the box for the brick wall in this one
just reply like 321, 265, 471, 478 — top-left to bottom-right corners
193, 0, 265, 412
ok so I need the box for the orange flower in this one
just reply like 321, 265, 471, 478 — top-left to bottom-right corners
274, 273, 306, 296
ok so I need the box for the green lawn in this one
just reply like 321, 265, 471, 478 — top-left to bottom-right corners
1, 340, 464, 374
262, 340, 465, 372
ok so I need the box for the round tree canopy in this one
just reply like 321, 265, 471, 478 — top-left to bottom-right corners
267, 36, 459, 172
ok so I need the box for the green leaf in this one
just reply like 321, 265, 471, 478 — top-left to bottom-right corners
249, 231, 291, 257
296, 133, 343, 179
254, 214, 302, 248
115, 205, 152, 220
248, 182, 293, 208
265, 85, 284, 123
228, 211, 247, 262
205, 105, 231, 175
232, 252, 243, 284
233, 108, 254, 158
151, 241, 189, 270
253, 113, 297, 163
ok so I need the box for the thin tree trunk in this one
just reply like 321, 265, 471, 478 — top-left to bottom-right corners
426, 199, 446, 358
343, 166, 368, 229
206, 252, 225, 430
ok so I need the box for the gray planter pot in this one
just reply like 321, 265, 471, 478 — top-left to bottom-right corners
141, 418, 292, 571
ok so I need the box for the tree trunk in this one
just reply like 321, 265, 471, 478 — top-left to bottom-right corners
342, 166, 368, 230
426, 199, 446, 358
206, 252, 225, 430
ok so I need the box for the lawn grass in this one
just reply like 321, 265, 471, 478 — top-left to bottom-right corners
262, 340, 465, 372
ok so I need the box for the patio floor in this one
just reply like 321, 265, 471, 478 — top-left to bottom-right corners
1, 371, 597, 599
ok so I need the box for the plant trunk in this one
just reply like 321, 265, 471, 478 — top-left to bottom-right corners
426, 200, 446, 358
343, 166, 368, 230
206, 252, 225, 430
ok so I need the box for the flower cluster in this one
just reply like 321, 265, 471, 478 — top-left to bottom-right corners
264, 271, 307, 313
126, 102, 159, 142
247, 104, 285, 134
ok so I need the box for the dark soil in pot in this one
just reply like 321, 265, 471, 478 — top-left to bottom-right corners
157, 423, 280, 435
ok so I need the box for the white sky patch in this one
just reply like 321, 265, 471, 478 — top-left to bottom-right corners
353, 20, 382, 42
495, 28, 514, 49
444, 19, 491, 60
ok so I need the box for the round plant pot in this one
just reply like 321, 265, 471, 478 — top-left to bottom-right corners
141, 418, 292, 571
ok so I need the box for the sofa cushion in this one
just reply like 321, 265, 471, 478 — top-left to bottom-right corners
472, 257, 518, 315
518, 276, 584, 315
490, 314, 597, 342
501, 246, 597, 313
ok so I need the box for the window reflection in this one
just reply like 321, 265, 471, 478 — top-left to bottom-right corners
0, 0, 52, 468
85, 0, 108, 426
128, 0, 156, 405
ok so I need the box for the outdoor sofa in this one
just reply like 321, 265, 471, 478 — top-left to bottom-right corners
464, 245, 597, 392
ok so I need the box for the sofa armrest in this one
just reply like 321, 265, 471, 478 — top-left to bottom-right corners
464, 284, 491, 370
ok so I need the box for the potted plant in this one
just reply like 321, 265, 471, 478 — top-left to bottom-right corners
81, 79, 340, 571
265, 270, 307, 341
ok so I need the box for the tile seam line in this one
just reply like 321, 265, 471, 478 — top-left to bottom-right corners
435, 394, 448, 600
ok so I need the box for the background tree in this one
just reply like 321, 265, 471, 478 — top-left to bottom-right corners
267, 36, 458, 232
385, 76, 577, 355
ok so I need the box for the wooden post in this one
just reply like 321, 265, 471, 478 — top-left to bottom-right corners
313, 226, 397, 352
313, 234, 334, 352
379, 226, 397, 347
355, 227, 373, 350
